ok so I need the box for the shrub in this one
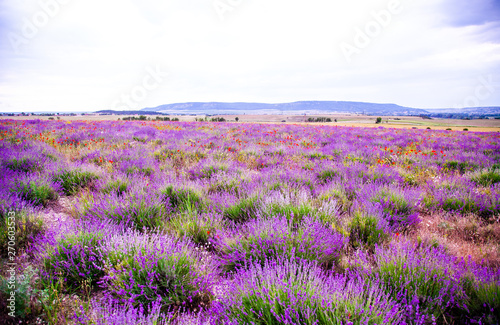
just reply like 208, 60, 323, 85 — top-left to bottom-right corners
43, 232, 106, 293
163, 186, 202, 213
461, 274, 500, 323
101, 234, 210, 310
0, 266, 40, 319
348, 210, 389, 250
3, 157, 39, 173
101, 180, 129, 196
167, 212, 222, 245
473, 170, 500, 186
12, 181, 57, 207
371, 241, 466, 323
86, 192, 167, 231
317, 169, 336, 183
266, 203, 314, 225
369, 188, 420, 231
217, 216, 346, 273
443, 161, 477, 173
0, 212, 44, 258
73, 298, 166, 325
223, 197, 258, 222
189, 165, 227, 180
213, 257, 402, 324
53, 170, 98, 195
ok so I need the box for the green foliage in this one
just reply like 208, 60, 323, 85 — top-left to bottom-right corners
109, 200, 166, 230
442, 197, 479, 214
53, 170, 98, 195
443, 161, 477, 173
307, 117, 332, 122
207, 180, 240, 195
462, 276, 500, 323
378, 259, 456, 320
348, 211, 388, 250
267, 203, 314, 225
101, 179, 129, 196
43, 232, 105, 293
125, 166, 153, 176
3, 157, 39, 173
319, 188, 352, 213
106, 250, 202, 308
370, 190, 414, 229
132, 136, 147, 143
163, 186, 202, 212
376, 117, 382, 124
12, 181, 57, 207
0, 266, 39, 318
0, 213, 45, 258
472, 170, 500, 186
317, 169, 336, 183
194, 165, 227, 180
223, 197, 258, 222
167, 212, 218, 245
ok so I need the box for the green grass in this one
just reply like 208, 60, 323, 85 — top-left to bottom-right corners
167, 212, 219, 245
43, 232, 105, 293
100, 180, 129, 196
472, 170, 500, 186
3, 157, 39, 173
0, 266, 40, 318
267, 203, 314, 225
52, 170, 98, 196
443, 161, 478, 173
105, 249, 207, 309
11, 181, 57, 207
348, 211, 389, 250
162, 186, 203, 212
109, 201, 166, 231
462, 276, 500, 323
0, 213, 45, 258
223, 197, 259, 223
317, 169, 336, 183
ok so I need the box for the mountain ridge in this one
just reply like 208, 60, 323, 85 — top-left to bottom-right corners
142, 101, 428, 116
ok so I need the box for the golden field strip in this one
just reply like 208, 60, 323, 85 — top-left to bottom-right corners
2, 114, 500, 132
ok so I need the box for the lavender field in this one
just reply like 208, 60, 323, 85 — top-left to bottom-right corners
1, 119, 499, 324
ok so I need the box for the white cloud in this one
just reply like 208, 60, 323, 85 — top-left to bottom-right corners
0, 0, 499, 112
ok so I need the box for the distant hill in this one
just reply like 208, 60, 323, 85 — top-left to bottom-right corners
95, 110, 168, 115
94, 102, 500, 118
142, 101, 428, 116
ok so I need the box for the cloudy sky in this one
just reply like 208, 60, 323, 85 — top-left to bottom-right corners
0, 0, 499, 112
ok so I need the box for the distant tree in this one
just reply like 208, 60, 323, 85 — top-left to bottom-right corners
139, 115, 147, 121
334, 119, 337, 122
375, 117, 382, 124
235, 117, 239, 122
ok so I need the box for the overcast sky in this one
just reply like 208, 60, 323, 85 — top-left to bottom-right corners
1, 0, 499, 112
